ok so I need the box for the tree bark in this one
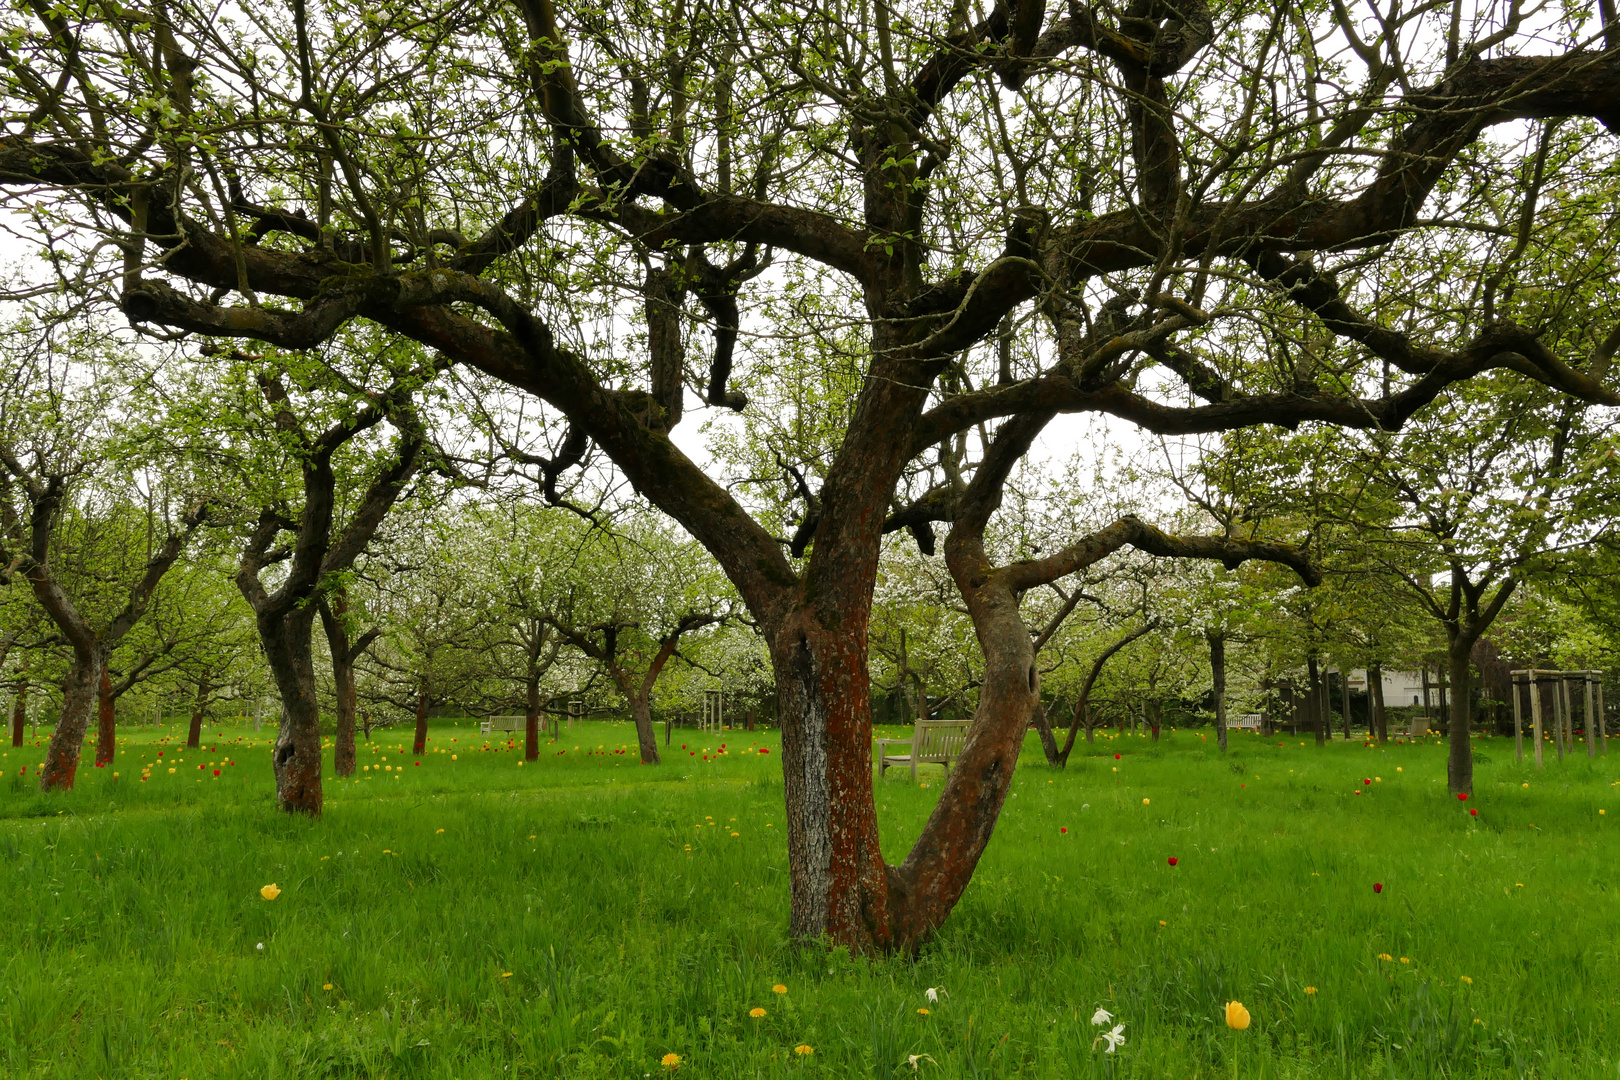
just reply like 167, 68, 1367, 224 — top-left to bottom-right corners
1341, 668, 1352, 739
1210, 632, 1228, 752
262, 606, 324, 815
1370, 662, 1388, 743
413, 675, 430, 755
525, 673, 542, 761
319, 595, 375, 778
40, 649, 102, 790
629, 692, 660, 764
95, 667, 116, 766
1447, 641, 1475, 794
1308, 655, 1327, 746
10, 677, 28, 747
186, 673, 209, 749
1030, 701, 1060, 765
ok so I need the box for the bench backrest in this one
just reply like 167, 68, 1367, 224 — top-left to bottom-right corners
914, 720, 971, 759
488, 715, 525, 732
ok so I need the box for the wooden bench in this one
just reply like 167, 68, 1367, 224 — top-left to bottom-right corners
481, 715, 524, 736
1230, 713, 1262, 731
874, 719, 972, 781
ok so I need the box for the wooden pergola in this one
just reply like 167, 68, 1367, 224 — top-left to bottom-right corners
1509, 670, 1606, 766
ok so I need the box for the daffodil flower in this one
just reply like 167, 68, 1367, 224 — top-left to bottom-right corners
925, 986, 946, 1003
1090, 1007, 1113, 1026
1093, 1024, 1126, 1053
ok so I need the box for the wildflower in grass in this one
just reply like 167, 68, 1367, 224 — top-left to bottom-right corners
905, 1053, 935, 1071
1114, 754, 1121, 760
773, 984, 788, 995
256, 942, 264, 951
1060, 827, 1067, 834
260, 883, 281, 901
1457, 792, 1468, 801
1460, 976, 1473, 984
750, 1008, 766, 1018
1091, 1008, 1112, 1026
1141, 798, 1150, 805
1377, 953, 1393, 961
323, 983, 333, 990
1373, 882, 1383, 893
926, 987, 946, 1003
1399, 957, 1410, 964
1470, 809, 1478, 816
917, 1008, 929, 1015
501, 972, 513, 978
1304, 987, 1317, 995
436, 828, 444, 834
1167, 857, 1177, 866
1224, 1002, 1250, 1030
662, 1052, 682, 1069
794, 1045, 813, 1056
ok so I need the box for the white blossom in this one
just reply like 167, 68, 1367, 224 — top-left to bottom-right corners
1098, 1024, 1126, 1053
1090, 1007, 1113, 1026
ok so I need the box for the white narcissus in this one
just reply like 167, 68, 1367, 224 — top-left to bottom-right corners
1090, 1007, 1113, 1026
1097, 1024, 1126, 1053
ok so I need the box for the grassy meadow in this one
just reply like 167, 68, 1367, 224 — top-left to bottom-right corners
1, 720, 1617, 1079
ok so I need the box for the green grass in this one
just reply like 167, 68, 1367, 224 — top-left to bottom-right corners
1, 721, 1618, 1079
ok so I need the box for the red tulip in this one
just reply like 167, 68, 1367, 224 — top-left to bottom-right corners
1373, 882, 1383, 893
1362, 778, 1371, 785
1115, 754, 1122, 760
212, 769, 220, 776
1457, 793, 1469, 801
1060, 827, 1068, 834
1469, 809, 1478, 817
1167, 857, 1178, 866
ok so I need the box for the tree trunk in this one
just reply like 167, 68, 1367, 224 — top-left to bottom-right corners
40, 649, 103, 791
1370, 662, 1388, 743
629, 692, 661, 764
1415, 667, 1431, 737
95, 667, 116, 766
1308, 655, 1327, 746
1030, 701, 1061, 765
1341, 668, 1352, 739
525, 672, 542, 761
10, 677, 28, 747
261, 607, 323, 815
330, 649, 357, 776
1210, 633, 1228, 752
1447, 641, 1475, 795
186, 674, 209, 749
413, 676, 429, 755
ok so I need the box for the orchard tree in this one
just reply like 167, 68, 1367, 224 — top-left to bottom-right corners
4, 0, 1619, 951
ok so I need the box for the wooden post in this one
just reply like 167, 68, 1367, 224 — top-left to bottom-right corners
1548, 680, 1561, 764
1529, 671, 1544, 768
1597, 675, 1607, 756
1561, 676, 1575, 758
1512, 673, 1523, 763
1585, 673, 1597, 759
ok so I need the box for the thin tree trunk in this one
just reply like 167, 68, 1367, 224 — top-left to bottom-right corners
95, 667, 116, 765
1447, 640, 1475, 795
413, 676, 429, 755
1211, 633, 1228, 752
525, 672, 541, 761
629, 692, 661, 764
40, 650, 102, 791
1416, 667, 1431, 737
10, 677, 28, 747
1030, 701, 1060, 765
1341, 668, 1352, 739
1370, 662, 1388, 744
186, 674, 209, 749
1308, 655, 1327, 746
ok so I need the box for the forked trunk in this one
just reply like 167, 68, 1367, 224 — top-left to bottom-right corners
413, 677, 429, 755
41, 650, 103, 791
186, 675, 209, 749
525, 674, 541, 761
629, 693, 660, 764
95, 667, 116, 766
1210, 634, 1228, 752
1447, 642, 1474, 795
10, 677, 27, 747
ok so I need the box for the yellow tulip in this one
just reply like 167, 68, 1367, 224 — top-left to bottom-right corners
260, 883, 281, 901
1224, 1001, 1251, 1030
